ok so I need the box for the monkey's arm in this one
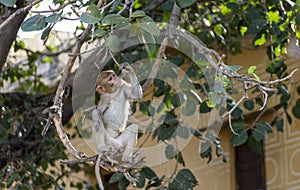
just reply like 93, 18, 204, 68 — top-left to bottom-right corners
120, 63, 143, 100
127, 72, 143, 100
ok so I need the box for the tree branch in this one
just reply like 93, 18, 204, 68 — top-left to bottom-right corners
142, 2, 181, 90
42, 0, 106, 160
0, 0, 44, 75
30, 0, 76, 13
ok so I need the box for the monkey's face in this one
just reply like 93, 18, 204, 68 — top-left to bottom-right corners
96, 71, 120, 94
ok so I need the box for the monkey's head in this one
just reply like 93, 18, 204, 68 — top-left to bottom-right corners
96, 70, 120, 94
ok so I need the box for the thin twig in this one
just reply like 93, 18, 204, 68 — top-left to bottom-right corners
42, 0, 105, 160
30, 0, 76, 13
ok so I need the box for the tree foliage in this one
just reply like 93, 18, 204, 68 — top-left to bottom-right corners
0, 0, 300, 189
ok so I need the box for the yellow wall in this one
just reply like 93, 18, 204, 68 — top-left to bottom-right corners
73, 48, 300, 190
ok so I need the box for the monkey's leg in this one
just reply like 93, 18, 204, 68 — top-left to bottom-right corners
117, 124, 138, 163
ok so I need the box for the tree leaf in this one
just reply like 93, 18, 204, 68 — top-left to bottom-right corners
292, 99, 300, 119
275, 118, 284, 132
171, 92, 186, 108
136, 16, 160, 36
155, 124, 176, 141
230, 130, 248, 146
94, 29, 107, 38
139, 100, 154, 116
102, 14, 130, 25
132, 171, 146, 188
80, 5, 102, 24
143, 167, 158, 181
199, 101, 212, 113
169, 169, 197, 190
165, 144, 177, 159
247, 135, 263, 154
45, 12, 62, 23
243, 99, 254, 110
247, 66, 256, 74
176, 125, 190, 139
182, 100, 196, 116
200, 141, 212, 163
21, 15, 47, 31
297, 85, 300, 96
110, 172, 124, 183
0, 0, 16, 7
106, 34, 120, 52
131, 10, 146, 18
175, 0, 196, 8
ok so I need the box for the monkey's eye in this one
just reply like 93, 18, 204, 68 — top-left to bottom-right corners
108, 77, 113, 81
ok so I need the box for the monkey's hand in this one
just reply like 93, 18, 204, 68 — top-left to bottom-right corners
120, 62, 134, 74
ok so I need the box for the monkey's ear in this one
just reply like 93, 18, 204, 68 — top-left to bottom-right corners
96, 85, 105, 94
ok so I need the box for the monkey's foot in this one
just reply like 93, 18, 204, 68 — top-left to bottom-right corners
121, 151, 145, 168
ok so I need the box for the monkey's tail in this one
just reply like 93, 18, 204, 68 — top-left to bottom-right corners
95, 154, 104, 190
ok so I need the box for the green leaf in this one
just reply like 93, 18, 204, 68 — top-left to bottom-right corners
155, 124, 176, 141
139, 100, 154, 116
94, 29, 107, 37
169, 169, 197, 190
176, 125, 190, 139
131, 10, 146, 18
206, 92, 221, 108
106, 34, 120, 52
296, 12, 300, 25
21, 15, 47, 31
118, 177, 130, 190
138, 31, 156, 55
243, 100, 254, 110
292, 99, 300, 119
165, 144, 177, 159
200, 141, 212, 163
252, 122, 272, 141
143, 167, 158, 181
45, 12, 62, 23
254, 33, 266, 46
230, 130, 248, 146
136, 16, 160, 36
199, 101, 212, 113
247, 66, 256, 74
182, 100, 196, 116
226, 2, 239, 12
110, 172, 124, 183
80, 4, 102, 24
275, 118, 284, 132
175, 0, 196, 8
164, 112, 178, 125
297, 85, 300, 96
266, 58, 284, 74
132, 171, 146, 188
171, 92, 186, 108
247, 135, 263, 154
102, 14, 130, 25
0, 0, 16, 7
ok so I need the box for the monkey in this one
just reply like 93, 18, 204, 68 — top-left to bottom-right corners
91, 62, 143, 164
